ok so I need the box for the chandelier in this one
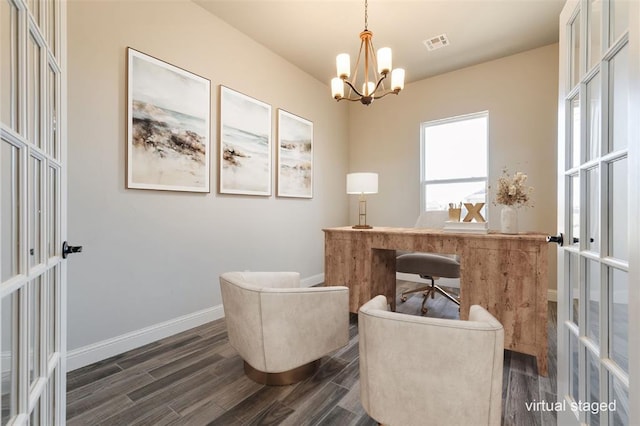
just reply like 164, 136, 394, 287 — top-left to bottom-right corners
330, 0, 405, 106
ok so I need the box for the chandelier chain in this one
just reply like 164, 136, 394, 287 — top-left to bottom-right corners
364, 0, 368, 30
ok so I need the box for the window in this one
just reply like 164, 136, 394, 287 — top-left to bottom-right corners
421, 112, 488, 216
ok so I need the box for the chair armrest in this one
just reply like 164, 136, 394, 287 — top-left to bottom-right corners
259, 286, 349, 372
469, 304, 503, 328
223, 271, 301, 289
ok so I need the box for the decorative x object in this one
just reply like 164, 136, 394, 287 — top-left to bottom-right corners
463, 202, 486, 223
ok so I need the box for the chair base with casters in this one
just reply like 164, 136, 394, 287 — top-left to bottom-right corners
396, 252, 460, 314
400, 274, 460, 314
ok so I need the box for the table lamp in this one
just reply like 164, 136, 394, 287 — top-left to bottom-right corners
346, 172, 378, 229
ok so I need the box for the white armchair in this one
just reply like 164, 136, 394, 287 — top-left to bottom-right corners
358, 295, 504, 426
219, 271, 349, 385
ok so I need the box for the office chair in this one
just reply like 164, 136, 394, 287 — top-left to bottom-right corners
396, 210, 461, 314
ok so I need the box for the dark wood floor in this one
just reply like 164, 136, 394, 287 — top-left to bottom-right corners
66, 281, 557, 425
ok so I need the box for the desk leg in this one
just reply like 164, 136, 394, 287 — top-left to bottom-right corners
370, 249, 397, 311
537, 348, 548, 377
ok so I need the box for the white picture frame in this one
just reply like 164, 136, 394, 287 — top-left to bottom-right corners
277, 109, 313, 198
127, 48, 211, 192
219, 86, 272, 196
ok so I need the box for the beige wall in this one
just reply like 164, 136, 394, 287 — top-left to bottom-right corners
348, 43, 559, 291
67, 0, 560, 355
67, 0, 349, 351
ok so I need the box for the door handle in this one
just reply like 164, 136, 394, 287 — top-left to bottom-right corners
62, 241, 83, 259
547, 234, 564, 246
547, 234, 594, 246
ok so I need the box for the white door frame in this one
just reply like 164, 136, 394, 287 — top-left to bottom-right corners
627, 1, 640, 423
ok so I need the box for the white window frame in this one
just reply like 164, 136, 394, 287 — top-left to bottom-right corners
419, 111, 489, 215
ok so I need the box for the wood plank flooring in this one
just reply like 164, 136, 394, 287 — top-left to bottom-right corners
67, 281, 557, 425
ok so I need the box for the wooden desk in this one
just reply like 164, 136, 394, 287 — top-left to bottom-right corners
323, 226, 549, 376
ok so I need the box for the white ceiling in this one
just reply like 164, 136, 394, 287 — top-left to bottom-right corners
195, 0, 565, 85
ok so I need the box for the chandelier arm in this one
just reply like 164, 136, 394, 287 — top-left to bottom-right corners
343, 79, 365, 98
339, 97, 366, 103
372, 89, 400, 100
372, 73, 388, 94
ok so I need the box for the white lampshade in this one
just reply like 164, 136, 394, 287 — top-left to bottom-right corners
391, 68, 405, 91
331, 77, 344, 99
377, 47, 392, 74
336, 53, 351, 79
346, 173, 378, 194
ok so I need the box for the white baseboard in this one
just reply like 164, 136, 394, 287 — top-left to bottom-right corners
67, 305, 225, 371
66, 273, 325, 371
301, 273, 324, 287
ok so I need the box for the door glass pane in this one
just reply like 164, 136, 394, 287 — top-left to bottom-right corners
1, 293, 16, 424
46, 0, 57, 57
588, 0, 602, 71
27, 31, 42, 148
48, 166, 58, 259
609, 374, 629, 425
570, 12, 581, 88
609, 45, 628, 152
570, 175, 580, 246
1, 141, 20, 283
570, 96, 581, 168
29, 156, 43, 268
586, 74, 601, 161
586, 259, 600, 345
569, 331, 579, 402
608, 157, 627, 260
609, 0, 629, 44
28, 277, 41, 387
586, 167, 600, 252
47, 267, 58, 358
610, 268, 628, 373
569, 253, 580, 326
29, 403, 40, 426
1, 0, 18, 129
47, 63, 59, 159
587, 349, 601, 425
48, 370, 56, 424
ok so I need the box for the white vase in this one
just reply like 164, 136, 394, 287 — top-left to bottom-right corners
501, 205, 518, 234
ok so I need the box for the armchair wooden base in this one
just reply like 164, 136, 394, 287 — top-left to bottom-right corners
243, 360, 320, 386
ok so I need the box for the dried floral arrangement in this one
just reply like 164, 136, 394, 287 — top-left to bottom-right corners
493, 169, 534, 207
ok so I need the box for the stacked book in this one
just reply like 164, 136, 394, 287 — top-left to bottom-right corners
443, 221, 489, 234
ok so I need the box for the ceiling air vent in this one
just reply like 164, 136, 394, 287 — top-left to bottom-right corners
423, 34, 450, 51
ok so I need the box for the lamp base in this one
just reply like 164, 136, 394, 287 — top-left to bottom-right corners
352, 225, 373, 229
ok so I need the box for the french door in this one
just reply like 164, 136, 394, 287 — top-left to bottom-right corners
557, 0, 638, 424
1, 0, 66, 424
